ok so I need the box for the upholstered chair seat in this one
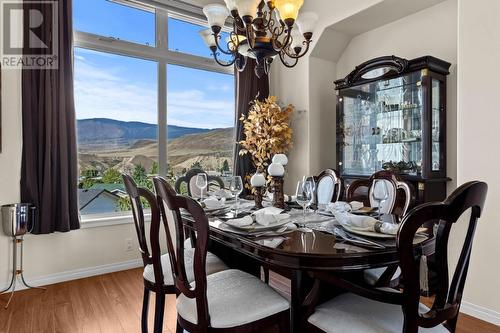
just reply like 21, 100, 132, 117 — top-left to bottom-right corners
177, 269, 290, 328
308, 293, 448, 333
143, 248, 227, 285
363, 267, 402, 286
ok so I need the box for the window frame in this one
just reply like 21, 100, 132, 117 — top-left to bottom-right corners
74, 3, 234, 226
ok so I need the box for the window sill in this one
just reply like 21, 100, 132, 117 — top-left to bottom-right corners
80, 212, 151, 229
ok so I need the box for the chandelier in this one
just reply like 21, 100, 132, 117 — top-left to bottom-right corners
199, 0, 318, 77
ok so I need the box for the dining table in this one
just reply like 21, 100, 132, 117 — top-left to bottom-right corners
181, 201, 435, 333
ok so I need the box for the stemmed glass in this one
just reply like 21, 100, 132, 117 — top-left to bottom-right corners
196, 173, 208, 202
296, 178, 315, 231
372, 179, 389, 218
228, 176, 243, 217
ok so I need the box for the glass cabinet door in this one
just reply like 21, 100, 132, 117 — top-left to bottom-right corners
337, 70, 424, 176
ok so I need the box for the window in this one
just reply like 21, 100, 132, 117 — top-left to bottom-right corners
73, 0, 155, 46
166, 64, 235, 178
73, 1, 235, 219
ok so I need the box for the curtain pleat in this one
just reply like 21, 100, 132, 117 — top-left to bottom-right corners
21, 0, 80, 233
233, 59, 270, 186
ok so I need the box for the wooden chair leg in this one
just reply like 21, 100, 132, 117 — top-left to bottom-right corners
175, 316, 183, 333
153, 293, 165, 333
277, 312, 290, 333
142, 287, 150, 333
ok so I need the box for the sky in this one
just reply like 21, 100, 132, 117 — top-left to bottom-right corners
73, 0, 235, 129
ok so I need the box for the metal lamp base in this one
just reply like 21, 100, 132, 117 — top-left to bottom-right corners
1, 236, 46, 309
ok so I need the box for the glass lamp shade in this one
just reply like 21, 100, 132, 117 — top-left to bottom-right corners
224, 0, 238, 11
203, 4, 230, 28
234, 0, 261, 18
296, 12, 318, 34
290, 27, 304, 49
275, 0, 303, 21
199, 28, 216, 48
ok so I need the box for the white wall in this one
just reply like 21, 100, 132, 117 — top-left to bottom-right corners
0, 69, 144, 287
336, 0, 458, 192
455, 0, 500, 320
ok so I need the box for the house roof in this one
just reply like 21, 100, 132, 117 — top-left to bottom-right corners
78, 189, 120, 210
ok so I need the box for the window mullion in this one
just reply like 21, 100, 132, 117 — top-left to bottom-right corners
157, 9, 168, 177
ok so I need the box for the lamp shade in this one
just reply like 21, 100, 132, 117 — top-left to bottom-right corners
224, 0, 238, 11
296, 12, 318, 34
199, 28, 216, 48
275, 0, 303, 21
234, 0, 261, 18
203, 4, 230, 28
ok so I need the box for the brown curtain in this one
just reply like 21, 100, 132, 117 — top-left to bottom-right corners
21, 0, 80, 233
233, 59, 269, 183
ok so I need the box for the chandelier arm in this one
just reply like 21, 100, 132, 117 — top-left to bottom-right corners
283, 40, 312, 59
235, 54, 247, 72
272, 26, 292, 52
214, 34, 236, 55
278, 51, 299, 68
212, 51, 236, 67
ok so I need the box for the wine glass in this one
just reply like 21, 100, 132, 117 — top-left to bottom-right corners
228, 176, 243, 216
196, 173, 208, 202
372, 179, 389, 218
296, 179, 315, 231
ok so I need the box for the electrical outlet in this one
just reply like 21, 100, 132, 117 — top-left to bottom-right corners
125, 238, 134, 252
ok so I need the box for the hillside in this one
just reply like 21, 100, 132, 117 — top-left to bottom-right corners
77, 118, 211, 150
78, 126, 235, 175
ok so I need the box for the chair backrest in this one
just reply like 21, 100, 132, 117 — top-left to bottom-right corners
174, 168, 225, 198
397, 181, 487, 332
316, 169, 343, 205
347, 170, 414, 216
153, 176, 211, 328
122, 174, 162, 271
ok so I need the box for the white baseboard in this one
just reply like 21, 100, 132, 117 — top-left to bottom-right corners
0, 259, 143, 292
461, 301, 500, 326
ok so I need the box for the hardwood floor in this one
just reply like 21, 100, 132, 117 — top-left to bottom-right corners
0, 268, 498, 333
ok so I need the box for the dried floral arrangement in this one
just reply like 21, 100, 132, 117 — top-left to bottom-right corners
239, 96, 294, 178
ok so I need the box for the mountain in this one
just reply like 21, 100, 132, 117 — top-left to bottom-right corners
77, 118, 211, 145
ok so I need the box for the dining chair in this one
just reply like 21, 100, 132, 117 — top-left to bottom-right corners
153, 176, 291, 333
306, 181, 488, 333
346, 170, 414, 216
174, 168, 225, 199
122, 175, 227, 333
315, 169, 343, 206
346, 170, 415, 286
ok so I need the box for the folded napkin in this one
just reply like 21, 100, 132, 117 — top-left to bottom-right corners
203, 197, 224, 210
331, 210, 399, 235
327, 201, 364, 213
211, 189, 233, 199
226, 207, 286, 228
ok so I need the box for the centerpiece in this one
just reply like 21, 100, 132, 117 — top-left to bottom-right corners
238, 96, 293, 207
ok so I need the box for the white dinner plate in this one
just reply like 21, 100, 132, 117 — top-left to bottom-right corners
342, 225, 428, 239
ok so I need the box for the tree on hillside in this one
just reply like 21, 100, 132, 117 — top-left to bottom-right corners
151, 161, 158, 175
190, 161, 202, 170
102, 168, 122, 184
220, 159, 230, 173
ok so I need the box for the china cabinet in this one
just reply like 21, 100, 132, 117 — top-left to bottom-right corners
335, 55, 451, 204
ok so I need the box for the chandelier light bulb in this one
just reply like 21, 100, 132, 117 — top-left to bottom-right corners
199, 28, 216, 48
203, 4, 230, 29
234, 0, 261, 19
224, 0, 238, 11
296, 12, 318, 34
274, 0, 303, 22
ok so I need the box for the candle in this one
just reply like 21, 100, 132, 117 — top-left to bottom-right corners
268, 163, 285, 177
250, 172, 266, 187
272, 154, 288, 166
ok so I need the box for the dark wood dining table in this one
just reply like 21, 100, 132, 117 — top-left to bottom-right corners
182, 211, 435, 333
